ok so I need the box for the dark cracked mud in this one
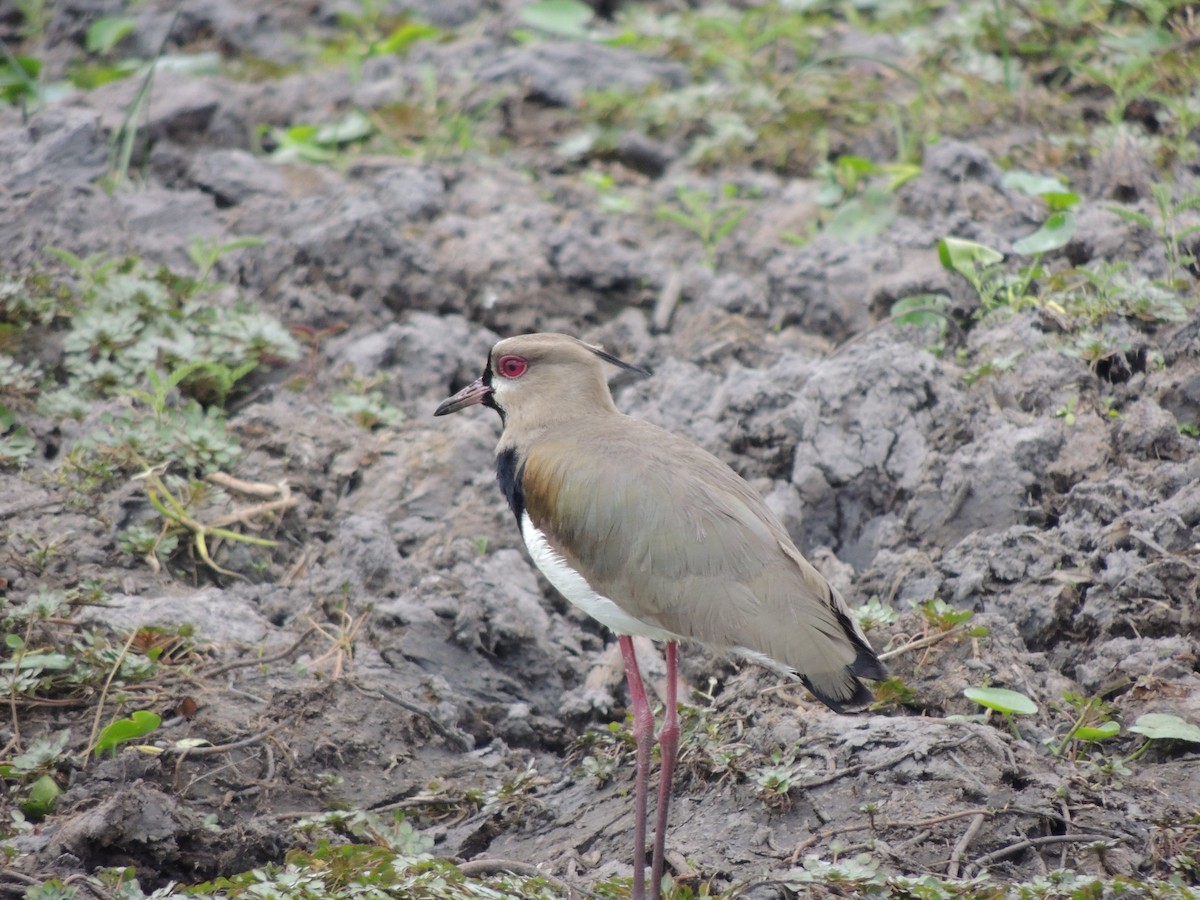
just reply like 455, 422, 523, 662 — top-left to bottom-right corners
1, 0, 1198, 896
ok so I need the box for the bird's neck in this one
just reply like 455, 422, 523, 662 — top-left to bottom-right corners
495, 398, 620, 449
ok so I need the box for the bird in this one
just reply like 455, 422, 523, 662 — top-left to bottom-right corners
435, 333, 886, 899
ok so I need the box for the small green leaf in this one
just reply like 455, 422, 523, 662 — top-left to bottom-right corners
1002, 171, 1067, 196
964, 687, 1038, 716
891, 294, 949, 330
519, 0, 594, 38
937, 237, 1004, 275
313, 110, 374, 146
86, 16, 137, 55
1106, 205, 1154, 230
823, 186, 897, 241
0, 652, 72, 671
374, 23, 439, 56
5, 633, 23, 650
1042, 192, 1080, 212
94, 710, 162, 757
1011, 211, 1075, 255
1073, 721, 1120, 742
1128, 713, 1200, 744
0, 54, 41, 105
21, 774, 61, 819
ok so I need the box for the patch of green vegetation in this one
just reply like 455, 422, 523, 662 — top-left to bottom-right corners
0, 585, 198, 820
915, 597, 977, 632
570, 720, 635, 786
259, 110, 376, 164
1050, 690, 1120, 759
373, 68, 506, 161
517, 0, 596, 41
332, 373, 405, 429
1, 245, 297, 575
854, 596, 899, 631
309, 0, 439, 79
749, 748, 812, 811
1107, 183, 1200, 291
657, 184, 752, 267
810, 155, 920, 243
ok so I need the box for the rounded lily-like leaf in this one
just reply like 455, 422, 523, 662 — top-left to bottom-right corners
938, 237, 1004, 273
964, 686, 1038, 716
1011, 211, 1076, 255
1128, 713, 1200, 744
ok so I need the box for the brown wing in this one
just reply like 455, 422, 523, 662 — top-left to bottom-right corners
521, 416, 884, 709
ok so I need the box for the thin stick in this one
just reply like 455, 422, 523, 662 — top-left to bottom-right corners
791, 807, 996, 861
82, 628, 141, 764
352, 683, 473, 751
970, 834, 1117, 867
947, 812, 987, 878
879, 624, 971, 661
457, 858, 591, 899
203, 627, 317, 679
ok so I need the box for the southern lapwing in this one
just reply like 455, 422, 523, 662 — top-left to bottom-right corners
435, 333, 886, 899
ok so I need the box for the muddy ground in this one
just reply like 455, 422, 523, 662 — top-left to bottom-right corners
1, 0, 1199, 896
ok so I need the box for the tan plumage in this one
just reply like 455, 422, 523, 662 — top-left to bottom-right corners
435, 333, 885, 898
523, 417, 881, 707
437, 332, 884, 709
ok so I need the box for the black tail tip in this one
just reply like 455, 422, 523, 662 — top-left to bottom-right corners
801, 673, 878, 714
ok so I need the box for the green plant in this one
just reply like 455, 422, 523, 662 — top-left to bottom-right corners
93, 710, 161, 757
331, 374, 405, 429
1125, 712, 1200, 761
889, 294, 951, 352
938, 210, 1074, 318
571, 721, 635, 786
12, 0, 51, 41
0, 404, 36, 466
854, 597, 899, 631
259, 110, 376, 164
188, 236, 266, 283
1055, 395, 1079, 426
1051, 691, 1121, 758
657, 184, 749, 267
964, 685, 1038, 739
815, 155, 920, 242
0, 50, 41, 108
0, 731, 69, 820
101, 10, 181, 191
913, 597, 974, 632
1066, 328, 1127, 374
581, 170, 639, 215
1079, 58, 1160, 127
1048, 261, 1189, 326
85, 16, 136, 55
314, 1, 438, 78
750, 749, 811, 810
372, 66, 503, 161
518, 0, 595, 40
1108, 183, 1200, 290
482, 762, 546, 824
871, 677, 919, 709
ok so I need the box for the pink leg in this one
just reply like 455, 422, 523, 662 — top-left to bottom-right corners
650, 641, 680, 897
619, 635, 654, 900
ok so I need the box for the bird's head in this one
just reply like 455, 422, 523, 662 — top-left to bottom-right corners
434, 333, 649, 432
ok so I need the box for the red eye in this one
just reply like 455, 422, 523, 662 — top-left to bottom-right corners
497, 355, 528, 378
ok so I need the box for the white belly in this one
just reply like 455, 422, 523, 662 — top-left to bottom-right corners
521, 512, 678, 642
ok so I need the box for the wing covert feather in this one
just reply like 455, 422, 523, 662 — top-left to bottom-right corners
521, 416, 864, 677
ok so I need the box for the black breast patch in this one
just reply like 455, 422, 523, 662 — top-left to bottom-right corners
495, 447, 525, 525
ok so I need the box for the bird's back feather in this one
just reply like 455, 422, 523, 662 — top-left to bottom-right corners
519, 415, 885, 710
